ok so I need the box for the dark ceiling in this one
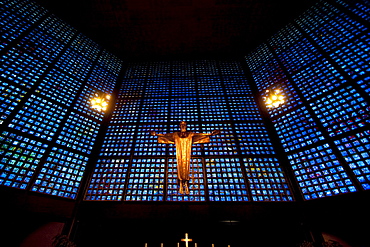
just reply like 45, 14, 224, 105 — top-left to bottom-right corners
33, 0, 316, 61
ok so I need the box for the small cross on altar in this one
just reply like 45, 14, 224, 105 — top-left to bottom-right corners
181, 233, 192, 247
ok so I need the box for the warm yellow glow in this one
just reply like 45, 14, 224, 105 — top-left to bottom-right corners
91, 93, 110, 112
265, 89, 285, 108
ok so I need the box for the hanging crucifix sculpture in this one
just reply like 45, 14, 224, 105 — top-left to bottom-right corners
150, 121, 220, 194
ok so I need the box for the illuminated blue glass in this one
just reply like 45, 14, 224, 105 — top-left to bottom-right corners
218, 61, 244, 75
31, 147, 88, 199
140, 98, 169, 122
292, 58, 347, 101
56, 48, 93, 80
0, 80, 28, 124
0, 131, 48, 189
171, 77, 197, 97
38, 15, 77, 43
245, 44, 274, 72
273, 106, 325, 152
99, 125, 136, 157
166, 158, 205, 202
234, 122, 275, 155
198, 77, 223, 96
56, 112, 100, 154
0, 10, 32, 47
9, 94, 67, 141
145, 78, 170, 97
87, 65, 117, 94
199, 97, 230, 121
37, 69, 83, 106
170, 98, 199, 122
98, 49, 122, 75
0, 47, 48, 89
223, 76, 252, 95
205, 158, 249, 202
134, 124, 168, 156
71, 34, 100, 62
85, 158, 130, 201
310, 86, 370, 137
202, 123, 238, 156
228, 96, 262, 121
329, 34, 370, 79
125, 158, 165, 201
334, 130, 370, 190
244, 157, 294, 202
19, 29, 65, 63
288, 144, 356, 200
250, 58, 287, 92
194, 60, 218, 76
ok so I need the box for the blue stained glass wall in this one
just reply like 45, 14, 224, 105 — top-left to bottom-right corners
246, 0, 370, 200
86, 59, 294, 202
0, 0, 121, 199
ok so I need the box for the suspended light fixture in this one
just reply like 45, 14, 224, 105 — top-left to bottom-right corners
264, 88, 285, 108
90, 92, 110, 112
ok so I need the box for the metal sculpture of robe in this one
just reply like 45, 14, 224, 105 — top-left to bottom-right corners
150, 122, 220, 194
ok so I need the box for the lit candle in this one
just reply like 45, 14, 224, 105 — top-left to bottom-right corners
178, 243, 180, 247
212, 244, 214, 247
161, 243, 164, 247
195, 244, 197, 247
145, 243, 147, 247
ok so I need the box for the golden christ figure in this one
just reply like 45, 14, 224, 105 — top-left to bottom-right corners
150, 121, 220, 194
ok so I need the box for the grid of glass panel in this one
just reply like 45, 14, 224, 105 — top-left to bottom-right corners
194, 60, 218, 76
296, 3, 366, 53
171, 78, 197, 97
310, 86, 370, 137
0, 131, 48, 189
125, 158, 166, 201
288, 144, 357, 200
38, 69, 83, 107
38, 16, 77, 43
144, 78, 170, 97
171, 61, 194, 76
140, 98, 169, 122
31, 147, 88, 199
19, 28, 65, 63
0, 79, 28, 124
243, 157, 293, 202
228, 96, 263, 121
119, 78, 145, 98
56, 112, 100, 154
170, 98, 199, 122
250, 59, 287, 92
234, 122, 275, 155
147, 62, 172, 77
292, 58, 347, 101
201, 123, 237, 156
199, 97, 230, 121
87, 65, 117, 94
273, 106, 326, 152
9, 94, 67, 141
98, 49, 122, 75
334, 130, 370, 190
218, 61, 244, 75
166, 158, 206, 201
10, 0, 47, 23
329, 34, 370, 80
205, 158, 248, 202
85, 158, 130, 201
71, 34, 100, 62
134, 124, 168, 156
223, 76, 252, 95
0, 9, 32, 48
56, 48, 93, 80
197, 77, 223, 96
111, 98, 141, 123
268, 24, 304, 55
245, 44, 274, 72
0, 47, 48, 89
99, 125, 136, 157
